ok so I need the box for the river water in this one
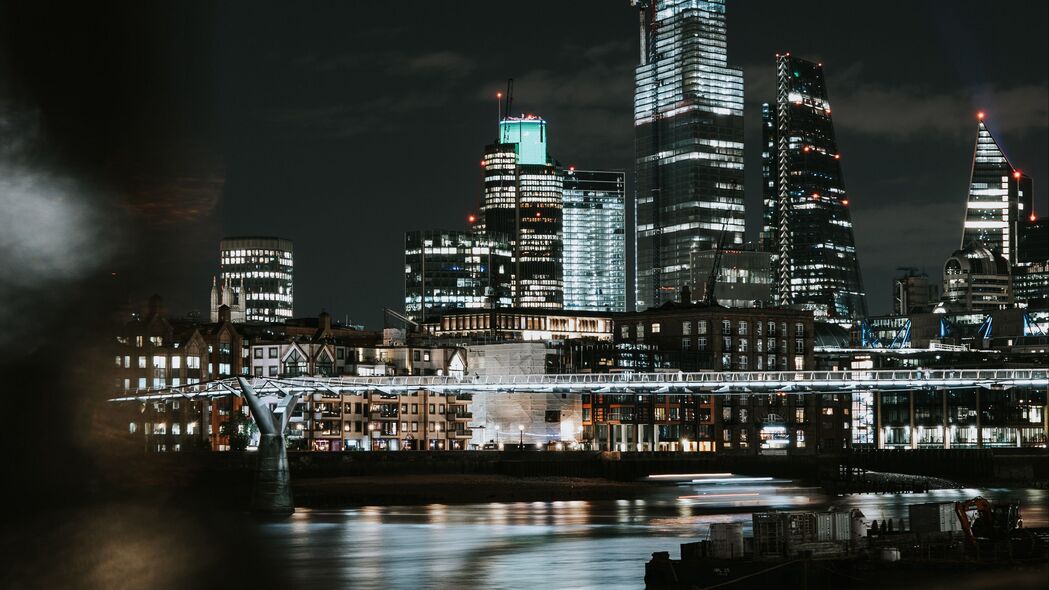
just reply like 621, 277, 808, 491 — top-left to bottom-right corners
254, 482, 1047, 590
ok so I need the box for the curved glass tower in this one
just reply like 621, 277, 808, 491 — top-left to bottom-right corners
760, 55, 867, 324
632, 0, 745, 311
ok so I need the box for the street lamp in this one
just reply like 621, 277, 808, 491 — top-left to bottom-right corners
518, 424, 524, 450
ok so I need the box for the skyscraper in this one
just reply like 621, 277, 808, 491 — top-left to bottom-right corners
761, 54, 867, 324
632, 0, 745, 311
479, 115, 564, 309
403, 230, 513, 322
219, 236, 293, 322
563, 168, 626, 312
961, 114, 1034, 267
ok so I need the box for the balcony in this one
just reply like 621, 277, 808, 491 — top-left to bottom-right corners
452, 411, 473, 421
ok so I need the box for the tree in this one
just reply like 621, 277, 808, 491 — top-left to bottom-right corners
220, 412, 256, 451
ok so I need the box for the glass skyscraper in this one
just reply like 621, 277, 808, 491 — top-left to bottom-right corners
563, 169, 626, 312
479, 115, 564, 309
219, 236, 294, 322
761, 55, 867, 324
632, 0, 745, 311
961, 114, 1034, 267
403, 230, 513, 322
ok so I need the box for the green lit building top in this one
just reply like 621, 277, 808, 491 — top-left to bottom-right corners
498, 115, 548, 165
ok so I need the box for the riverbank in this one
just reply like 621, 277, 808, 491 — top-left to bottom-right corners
293, 474, 658, 506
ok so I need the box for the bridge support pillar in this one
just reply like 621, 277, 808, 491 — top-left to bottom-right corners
237, 377, 295, 516
252, 433, 294, 515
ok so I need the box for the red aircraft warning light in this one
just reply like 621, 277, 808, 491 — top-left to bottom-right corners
977, 111, 985, 120
468, 214, 477, 224
1014, 170, 1022, 179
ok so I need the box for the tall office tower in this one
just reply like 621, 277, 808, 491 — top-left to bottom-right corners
219, 236, 294, 322
479, 115, 564, 308
403, 230, 513, 322
761, 54, 867, 324
961, 113, 1034, 266
632, 0, 745, 311
563, 168, 627, 312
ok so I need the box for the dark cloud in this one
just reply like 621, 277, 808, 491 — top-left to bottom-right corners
834, 82, 1048, 139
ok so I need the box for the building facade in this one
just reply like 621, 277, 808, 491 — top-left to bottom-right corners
690, 248, 774, 308
893, 269, 940, 315
961, 114, 1034, 266
403, 230, 513, 322
479, 116, 564, 309
633, 0, 745, 311
582, 389, 851, 454
421, 308, 614, 342
614, 299, 816, 373
1014, 219, 1049, 306
219, 236, 294, 322
563, 168, 626, 312
943, 242, 1012, 312
761, 55, 867, 324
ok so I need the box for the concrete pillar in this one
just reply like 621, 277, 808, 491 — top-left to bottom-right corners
976, 388, 983, 449
237, 377, 295, 516
875, 391, 884, 449
909, 390, 917, 450
942, 388, 949, 450
653, 422, 660, 450
252, 433, 294, 515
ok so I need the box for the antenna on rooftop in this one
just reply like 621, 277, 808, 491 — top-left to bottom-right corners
504, 78, 514, 119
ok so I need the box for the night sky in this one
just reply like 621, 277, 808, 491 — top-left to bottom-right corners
3, 0, 1047, 329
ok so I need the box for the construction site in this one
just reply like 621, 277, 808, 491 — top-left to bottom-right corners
645, 496, 1049, 589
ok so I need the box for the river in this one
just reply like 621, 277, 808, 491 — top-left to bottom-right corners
253, 482, 1047, 590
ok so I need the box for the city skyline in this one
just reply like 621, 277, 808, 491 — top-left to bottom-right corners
3, 1, 1047, 329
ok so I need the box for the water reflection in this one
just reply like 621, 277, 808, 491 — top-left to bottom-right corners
255, 485, 1047, 590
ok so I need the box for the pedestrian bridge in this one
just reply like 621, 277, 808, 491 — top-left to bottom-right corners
109, 368, 1049, 402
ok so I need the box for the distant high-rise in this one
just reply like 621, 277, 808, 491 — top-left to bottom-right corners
943, 242, 1011, 312
761, 54, 867, 324
632, 0, 745, 311
961, 114, 1033, 266
403, 230, 513, 322
479, 115, 564, 309
892, 269, 939, 315
219, 237, 293, 322
563, 169, 626, 312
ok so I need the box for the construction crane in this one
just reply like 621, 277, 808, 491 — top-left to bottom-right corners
383, 308, 419, 331
702, 218, 731, 306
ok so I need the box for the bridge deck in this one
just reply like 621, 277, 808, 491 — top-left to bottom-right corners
109, 369, 1049, 402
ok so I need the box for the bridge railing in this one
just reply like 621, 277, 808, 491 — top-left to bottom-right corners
109, 368, 1049, 402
